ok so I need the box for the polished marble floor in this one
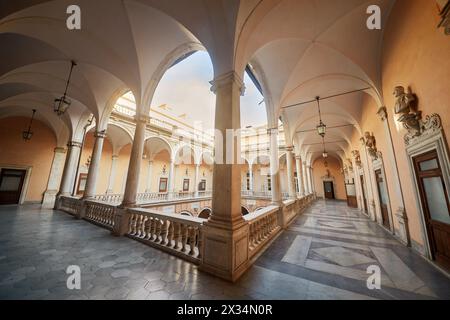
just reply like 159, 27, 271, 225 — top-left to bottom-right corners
0, 201, 449, 300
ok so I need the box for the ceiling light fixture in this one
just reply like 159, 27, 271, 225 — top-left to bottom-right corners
316, 96, 326, 137
54, 60, 77, 116
22, 109, 36, 141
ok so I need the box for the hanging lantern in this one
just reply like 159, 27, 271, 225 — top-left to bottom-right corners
54, 60, 77, 116
315, 96, 327, 137
22, 109, 36, 141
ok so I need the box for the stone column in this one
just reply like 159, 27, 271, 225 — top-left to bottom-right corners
309, 166, 316, 195
295, 156, 304, 196
248, 163, 254, 192
58, 141, 82, 197
302, 162, 309, 194
306, 165, 312, 195
145, 160, 153, 193
43, 147, 67, 208
106, 155, 119, 194
268, 128, 282, 205
377, 107, 410, 245
167, 160, 175, 198
200, 71, 249, 282
194, 163, 200, 196
83, 130, 106, 199
120, 115, 147, 207
285, 146, 295, 199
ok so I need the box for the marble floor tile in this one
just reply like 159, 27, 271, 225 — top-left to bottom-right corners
281, 236, 312, 266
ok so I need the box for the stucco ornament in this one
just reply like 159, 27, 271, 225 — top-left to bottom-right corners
438, 0, 450, 35
351, 150, 362, 168
393, 86, 422, 138
393, 86, 443, 146
361, 132, 378, 160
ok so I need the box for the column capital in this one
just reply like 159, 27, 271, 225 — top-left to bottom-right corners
94, 130, 107, 139
210, 71, 245, 95
54, 147, 66, 154
67, 141, 82, 148
285, 145, 294, 152
377, 106, 388, 121
134, 114, 150, 124
267, 127, 278, 136
112, 155, 119, 160
295, 155, 302, 161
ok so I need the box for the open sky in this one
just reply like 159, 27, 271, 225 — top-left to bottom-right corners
151, 51, 267, 130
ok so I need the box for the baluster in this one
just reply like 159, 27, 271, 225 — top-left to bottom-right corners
155, 220, 162, 243
181, 224, 188, 252
257, 220, 263, 242
173, 222, 181, 250
160, 220, 168, 244
144, 217, 152, 240
150, 217, 157, 241
136, 214, 143, 237
188, 227, 196, 256
166, 222, 174, 247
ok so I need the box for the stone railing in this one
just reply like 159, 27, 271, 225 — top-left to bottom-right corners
56, 192, 317, 281
94, 194, 123, 204
244, 205, 281, 260
84, 200, 116, 230
197, 191, 212, 197
241, 191, 271, 198
126, 208, 205, 264
136, 192, 168, 202
57, 196, 82, 216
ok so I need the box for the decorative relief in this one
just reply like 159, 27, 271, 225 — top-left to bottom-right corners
361, 132, 378, 160
351, 150, 362, 168
404, 114, 442, 146
438, 0, 450, 35
392, 86, 443, 146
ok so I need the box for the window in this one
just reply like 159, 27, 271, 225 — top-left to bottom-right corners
183, 179, 190, 192
159, 178, 168, 192
267, 175, 272, 191
198, 179, 206, 191
76, 173, 88, 195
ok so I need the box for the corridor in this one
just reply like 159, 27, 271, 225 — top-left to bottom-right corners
0, 201, 449, 300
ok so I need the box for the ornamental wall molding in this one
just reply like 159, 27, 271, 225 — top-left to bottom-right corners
360, 132, 378, 160
438, 0, 450, 35
351, 150, 362, 168
392, 86, 443, 146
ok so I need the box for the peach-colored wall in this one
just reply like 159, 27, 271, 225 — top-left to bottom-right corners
0, 117, 57, 202
379, 0, 450, 249
312, 157, 346, 200
347, 94, 402, 231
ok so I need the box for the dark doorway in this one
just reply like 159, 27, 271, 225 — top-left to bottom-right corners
375, 169, 391, 230
413, 149, 450, 272
323, 181, 335, 199
0, 169, 27, 205
360, 175, 368, 214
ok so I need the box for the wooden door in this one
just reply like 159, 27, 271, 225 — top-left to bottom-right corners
375, 169, 391, 229
323, 181, 334, 199
0, 169, 27, 205
360, 175, 368, 213
413, 150, 450, 271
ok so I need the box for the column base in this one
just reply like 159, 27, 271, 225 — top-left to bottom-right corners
395, 207, 410, 246
112, 207, 130, 237
199, 221, 250, 282
42, 190, 58, 209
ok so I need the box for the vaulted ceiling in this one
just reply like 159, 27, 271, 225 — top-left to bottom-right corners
0, 0, 396, 164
